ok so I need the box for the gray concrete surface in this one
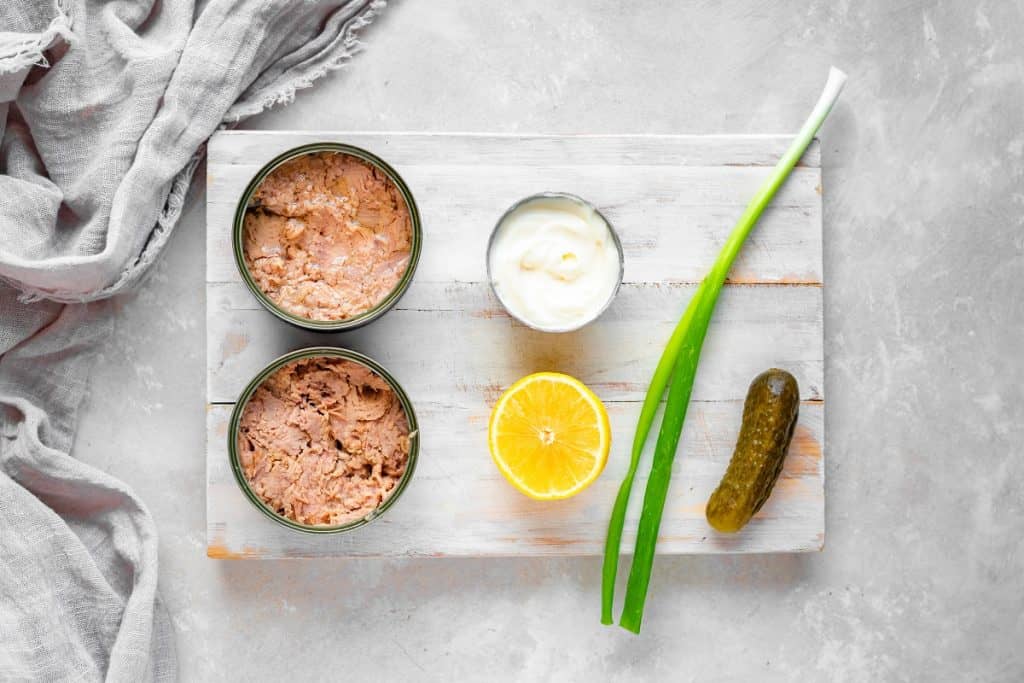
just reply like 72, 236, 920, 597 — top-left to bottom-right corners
74, 1, 1023, 680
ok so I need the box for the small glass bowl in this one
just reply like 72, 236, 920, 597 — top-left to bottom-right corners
486, 192, 624, 333
232, 142, 422, 332
228, 346, 419, 535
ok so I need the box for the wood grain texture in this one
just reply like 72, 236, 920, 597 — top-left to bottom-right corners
207, 401, 823, 558
206, 131, 825, 559
207, 281, 824, 405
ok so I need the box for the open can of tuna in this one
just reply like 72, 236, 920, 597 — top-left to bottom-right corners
228, 346, 419, 534
232, 142, 422, 331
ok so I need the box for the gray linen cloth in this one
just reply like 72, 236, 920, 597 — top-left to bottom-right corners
0, 0, 387, 679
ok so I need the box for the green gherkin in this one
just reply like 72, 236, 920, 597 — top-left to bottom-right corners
706, 369, 800, 533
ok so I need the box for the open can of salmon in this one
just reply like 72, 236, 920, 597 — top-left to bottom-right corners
228, 347, 419, 534
232, 142, 422, 332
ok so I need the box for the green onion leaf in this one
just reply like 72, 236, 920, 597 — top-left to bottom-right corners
602, 67, 847, 632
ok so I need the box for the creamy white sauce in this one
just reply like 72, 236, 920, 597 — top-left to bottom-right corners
489, 196, 621, 331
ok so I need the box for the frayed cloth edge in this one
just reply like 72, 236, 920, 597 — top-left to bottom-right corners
224, 0, 387, 122
6, 0, 388, 304
0, 3, 75, 76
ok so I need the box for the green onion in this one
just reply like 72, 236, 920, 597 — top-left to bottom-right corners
602, 67, 847, 632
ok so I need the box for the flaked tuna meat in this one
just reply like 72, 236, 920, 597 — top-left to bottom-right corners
237, 357, 412, 526
242, 152, 413, 321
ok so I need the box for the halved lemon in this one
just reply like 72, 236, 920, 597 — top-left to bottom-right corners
488, 372, 611, 500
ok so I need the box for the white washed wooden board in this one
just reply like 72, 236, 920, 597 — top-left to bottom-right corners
206, 132, 825, 559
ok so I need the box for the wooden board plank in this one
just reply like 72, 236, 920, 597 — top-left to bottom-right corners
207, 280, 824, 405
207, 157, 822, 285
206, 131, 825, 558
207, 400, 823, 558
207, 132, 821, 168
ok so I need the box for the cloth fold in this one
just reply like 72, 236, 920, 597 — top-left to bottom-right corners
0, 0, 386, 679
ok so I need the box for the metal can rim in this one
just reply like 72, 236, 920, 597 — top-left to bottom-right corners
227, 346, 420, 535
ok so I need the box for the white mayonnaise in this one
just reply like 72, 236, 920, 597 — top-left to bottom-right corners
488, 195, 622, 331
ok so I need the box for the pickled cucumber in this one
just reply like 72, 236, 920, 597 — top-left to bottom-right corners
706, 368, 799, 533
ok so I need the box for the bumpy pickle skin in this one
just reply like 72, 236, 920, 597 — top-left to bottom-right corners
706, 369, 800, 533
